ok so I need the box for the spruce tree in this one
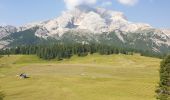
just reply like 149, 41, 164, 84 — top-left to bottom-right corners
156, 55, 170, 100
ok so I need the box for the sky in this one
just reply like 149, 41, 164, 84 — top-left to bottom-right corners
0, 0, 169, 28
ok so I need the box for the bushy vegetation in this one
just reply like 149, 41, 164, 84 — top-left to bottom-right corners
0, 43, 165, 60
156, 55, 170, 99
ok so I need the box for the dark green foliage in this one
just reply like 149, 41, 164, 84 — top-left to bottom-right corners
140, 50, 164, 59
156, 55, 170, 100
0, 43, 166, 60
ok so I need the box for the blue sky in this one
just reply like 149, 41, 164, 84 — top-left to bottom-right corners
0, 0, 169, 28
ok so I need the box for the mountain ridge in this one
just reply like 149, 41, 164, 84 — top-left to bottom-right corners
0, 6, 170, 54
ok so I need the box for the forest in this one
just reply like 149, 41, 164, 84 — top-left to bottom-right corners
0, 43, 165, 60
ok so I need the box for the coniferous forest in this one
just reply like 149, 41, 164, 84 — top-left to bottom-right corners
156, 55, 170, 100
0, 43, 165, 60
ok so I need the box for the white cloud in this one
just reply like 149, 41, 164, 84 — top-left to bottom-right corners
117, 0, 138, 6
101, 1, 112, 7
63, 0, 139, 9
64, 0, 97, 9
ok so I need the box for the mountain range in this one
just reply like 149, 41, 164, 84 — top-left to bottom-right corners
0, 6, 170, 54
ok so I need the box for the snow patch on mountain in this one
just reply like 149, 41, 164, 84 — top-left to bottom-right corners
161, 29, 170, 37
0, 6, 170, 53
0, 25, 17, 39
17, 6, 152, 37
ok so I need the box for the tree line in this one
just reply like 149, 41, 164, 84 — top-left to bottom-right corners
0, 43, 165, 60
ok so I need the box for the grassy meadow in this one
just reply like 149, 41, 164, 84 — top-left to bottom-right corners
0, 54, 161, 100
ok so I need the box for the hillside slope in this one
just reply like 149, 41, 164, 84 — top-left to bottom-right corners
0, 54, 160, 100
0, 6, 170, 54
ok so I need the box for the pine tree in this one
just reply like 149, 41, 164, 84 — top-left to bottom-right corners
156, 55, 170, 100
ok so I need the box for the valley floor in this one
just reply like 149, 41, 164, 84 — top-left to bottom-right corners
0, 54, 160, 100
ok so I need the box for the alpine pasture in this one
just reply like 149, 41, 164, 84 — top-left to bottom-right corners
0, 54, 160, 100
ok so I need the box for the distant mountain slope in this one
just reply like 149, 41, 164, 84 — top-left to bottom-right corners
0, 6, 170, 54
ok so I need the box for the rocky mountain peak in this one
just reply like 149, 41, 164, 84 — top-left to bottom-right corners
0, 6, 170, 54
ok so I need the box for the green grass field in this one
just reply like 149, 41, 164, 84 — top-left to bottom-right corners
0, 54, 161, 100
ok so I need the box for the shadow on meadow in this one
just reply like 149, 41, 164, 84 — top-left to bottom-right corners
0, 91, 5, 100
